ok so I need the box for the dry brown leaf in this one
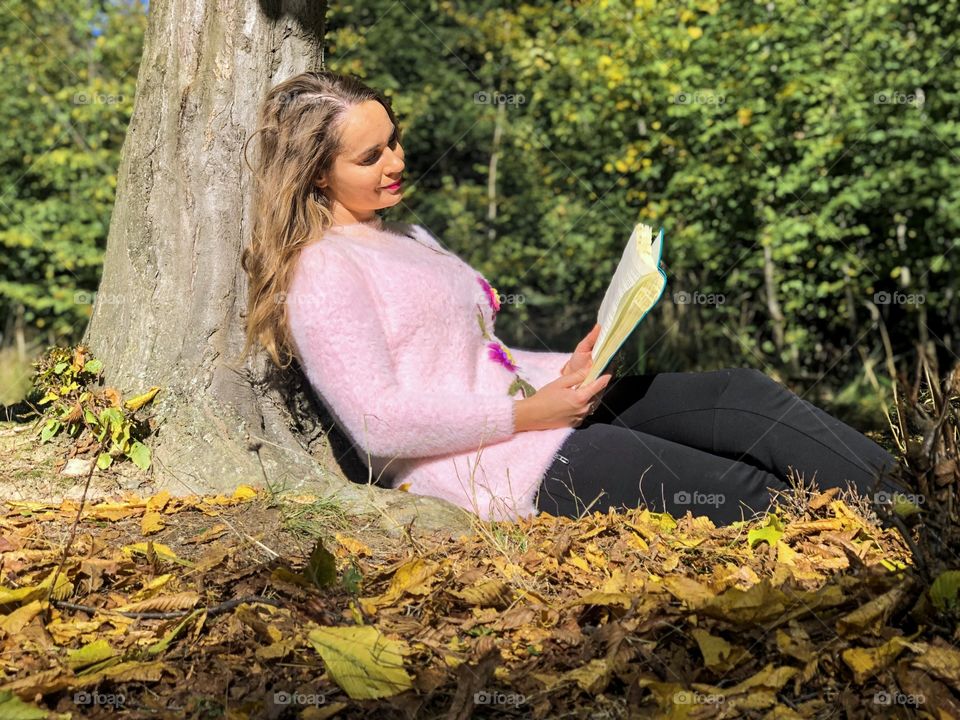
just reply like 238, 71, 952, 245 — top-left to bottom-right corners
112, 591, 200, 614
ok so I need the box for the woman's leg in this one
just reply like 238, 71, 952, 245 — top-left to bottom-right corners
536, 422, 786, 525
586, 367, 900, 499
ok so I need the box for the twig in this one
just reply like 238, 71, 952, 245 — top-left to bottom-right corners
51, 595, 283, 620
41, 437, 105, 622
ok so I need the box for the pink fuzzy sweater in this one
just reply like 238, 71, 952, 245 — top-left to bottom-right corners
286, 219, 575, 521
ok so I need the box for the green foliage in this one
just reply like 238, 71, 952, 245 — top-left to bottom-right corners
328, 0, 959, 386
0, 0, 145, 341
30, 344, 159, 471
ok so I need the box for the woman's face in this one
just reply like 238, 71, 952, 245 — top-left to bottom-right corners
316, 100, 405, 224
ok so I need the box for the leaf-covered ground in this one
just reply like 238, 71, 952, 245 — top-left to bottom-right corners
2, 464, 957, 720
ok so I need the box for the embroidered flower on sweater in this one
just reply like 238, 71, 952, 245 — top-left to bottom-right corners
487, 341, 517, 372
474, 278, 537, 399
476, 275, 500, 317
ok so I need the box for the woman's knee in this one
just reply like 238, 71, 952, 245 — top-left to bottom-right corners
720, 367, 781, 399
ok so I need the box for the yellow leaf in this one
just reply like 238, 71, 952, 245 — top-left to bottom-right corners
146, 490, 171, 511
0, 585, 42, 608
255, 638, 297, 661
738, 108, 753, 126
912, 644, 960, 685
836, 585, 907, 637
123, 386, 160, 411
358, 558, 441, 613
661, 575, 715, 610
129, 574, 174, 602
141, 511, 166, 535
121, 542, 194, 567
842, 636, 913, 683
691, 628, 749, 673
47, 619, 101, 644
565, 551, 591, 573
89, 501, 143, 522
448, 580, 513, 608
334, 534, 372, 557
565, 591, 633, 609
67, 639, 116, 670
307, 625, 413, 699
37, 568, 73, 601
566, 657, 616, 693
687, 26, 703, 39
233, 485, 258, 500
75, 660, 167, 685
0, 600, 43, 635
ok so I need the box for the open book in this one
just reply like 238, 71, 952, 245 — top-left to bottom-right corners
581, 222, 666, 386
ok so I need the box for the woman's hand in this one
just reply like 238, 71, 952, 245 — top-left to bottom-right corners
514, 366, 612, 431
561, 322, 601, 376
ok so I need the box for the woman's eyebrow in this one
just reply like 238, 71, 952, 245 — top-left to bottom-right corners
357, 126, 396, 158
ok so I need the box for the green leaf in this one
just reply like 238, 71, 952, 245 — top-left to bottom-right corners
128, 441, 151, 471
96, 452, 112, 470
147, 609, 202, 656
342, 560, 363, 594
0, 690, 50, 719
83, 358, 103, 374
304, 538, 337, 589
748, 514, 785, 549
40, 419, 61, 443
930, 570, 960, 614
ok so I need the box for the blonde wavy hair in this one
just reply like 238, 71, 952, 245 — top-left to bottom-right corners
238, 70, 401, 370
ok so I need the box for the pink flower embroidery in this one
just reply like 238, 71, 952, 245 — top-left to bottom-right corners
487, 342, 517, 372
476, 276, 500, 316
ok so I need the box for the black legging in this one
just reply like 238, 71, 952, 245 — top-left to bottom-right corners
535, 367, 900, 525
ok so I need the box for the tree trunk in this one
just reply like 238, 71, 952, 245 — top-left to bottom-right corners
82, 0, 473, 533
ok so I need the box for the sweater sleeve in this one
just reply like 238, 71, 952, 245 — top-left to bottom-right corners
287, 246, 517, 460
510, 348, 574, 384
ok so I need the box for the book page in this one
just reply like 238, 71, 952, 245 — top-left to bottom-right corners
581, 224, 665, 385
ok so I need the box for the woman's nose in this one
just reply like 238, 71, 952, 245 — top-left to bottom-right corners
386, 145, 405, 173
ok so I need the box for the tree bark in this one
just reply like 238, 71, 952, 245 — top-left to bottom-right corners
82, 0, 473, 533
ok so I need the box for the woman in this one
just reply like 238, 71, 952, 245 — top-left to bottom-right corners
239, 70, 900, 526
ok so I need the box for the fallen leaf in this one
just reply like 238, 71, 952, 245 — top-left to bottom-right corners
307, 625, 413, 699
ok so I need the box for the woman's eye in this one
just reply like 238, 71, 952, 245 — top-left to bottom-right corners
362, 129, 399, 165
